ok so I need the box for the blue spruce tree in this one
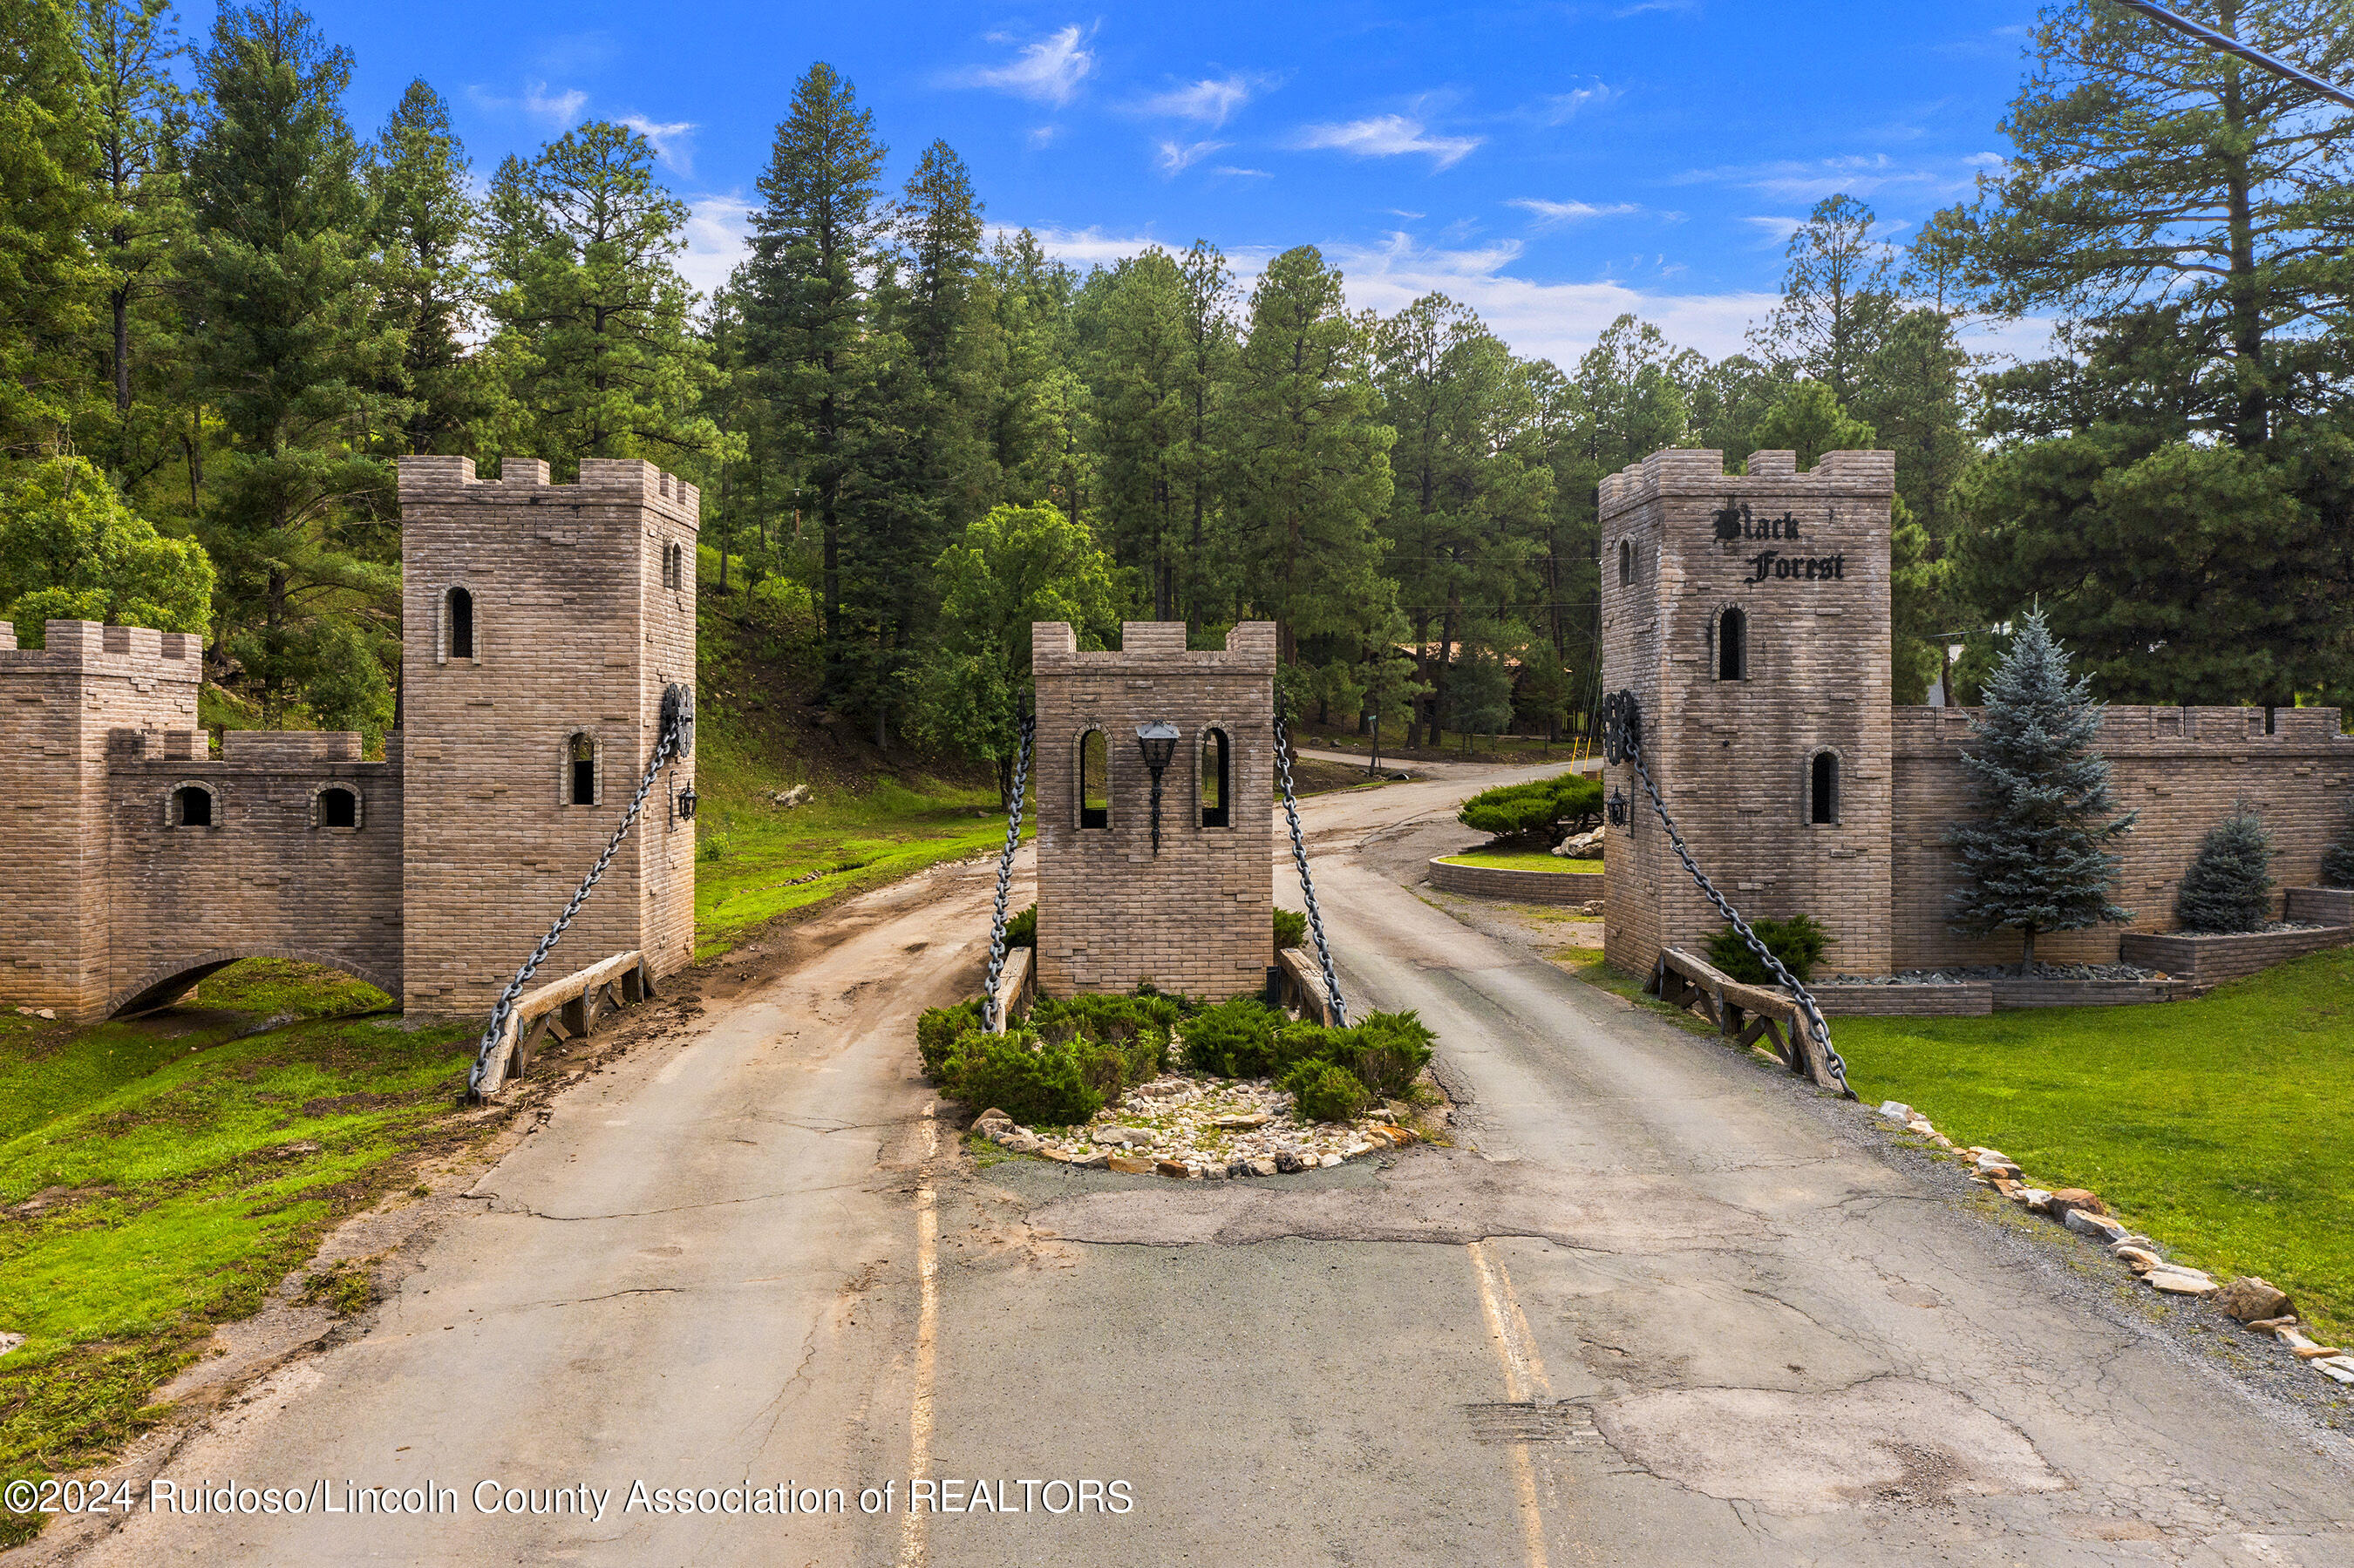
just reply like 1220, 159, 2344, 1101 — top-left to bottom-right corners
1947, 609, 2136, 974
2175, 803, 2274, 933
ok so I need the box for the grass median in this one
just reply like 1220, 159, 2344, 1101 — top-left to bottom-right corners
1438, 848, 1603, 874
1831, 946, 2354, 1345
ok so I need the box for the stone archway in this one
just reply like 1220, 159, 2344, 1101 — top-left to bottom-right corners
107, 947, 402, 1019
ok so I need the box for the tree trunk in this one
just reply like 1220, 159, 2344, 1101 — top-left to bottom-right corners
2017, 926, 2037, 977
2218, 58, 2269, 450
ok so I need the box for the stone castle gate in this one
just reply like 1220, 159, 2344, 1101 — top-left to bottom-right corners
1599, 446, 2352, 979
0, 456, 698, 1022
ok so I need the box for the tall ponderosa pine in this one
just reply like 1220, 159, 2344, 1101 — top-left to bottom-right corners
1091, 248, 1190, 620
0, 0, 105, 457
1947, 609, 2136, 971
1228, 245, 1394, 664
745, 63, 888, 693
2175, 801, 2276, 933
367, 79, 491, 457
1752, 195, 1895, 409
482, 121, 721, 470
187, 0, 403, 730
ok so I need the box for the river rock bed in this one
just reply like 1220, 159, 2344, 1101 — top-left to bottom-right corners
1829, 960, 2167, 984
972, 1073, 1426, 1178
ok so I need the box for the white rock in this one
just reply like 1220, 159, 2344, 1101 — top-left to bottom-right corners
2064, 1209, 2129, 1244
2146, 1267, 2217, 1296
1878, 1101, 1914, 1123
2313, 1359, 2354, 1385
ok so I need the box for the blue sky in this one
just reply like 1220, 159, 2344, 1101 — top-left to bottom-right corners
303, 0, 2047, 364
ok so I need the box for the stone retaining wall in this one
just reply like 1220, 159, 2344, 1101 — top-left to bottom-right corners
2118, 924, 2353, 987
1427, 858, 1603, 906
2285, 887, 2354, 926
1991, 978, 2188, 1008
1810, 982, 1993, 1016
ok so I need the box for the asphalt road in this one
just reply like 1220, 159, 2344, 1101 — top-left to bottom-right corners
57, 762, 2354, 1566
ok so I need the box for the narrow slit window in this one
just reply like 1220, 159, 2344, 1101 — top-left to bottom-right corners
569, 732, 596, 806
1201, 729, 1230, 828
447, 586, 474, 660
1809, 751, 1839, 825
1078, 730, 1108, 829
173, 784, 212, 827
1617, 539, 1633, 586
1718, 606, 1746, 681
318, 787, 357, 828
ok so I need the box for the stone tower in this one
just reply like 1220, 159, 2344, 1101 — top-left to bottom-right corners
1031, 621, 1277, 1001
395, 456, 699, 1015
0, 622, 204, 1017
1598, 448, 1897, 980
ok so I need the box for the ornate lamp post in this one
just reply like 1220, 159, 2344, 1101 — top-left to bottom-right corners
1134, 721, 1180, 855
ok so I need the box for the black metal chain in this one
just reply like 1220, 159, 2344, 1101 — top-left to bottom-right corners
467, 684, 695, 1096
1273, 697, 1349, 1027
1602, 690, 1853, 1098
980, 709, 1035, 1030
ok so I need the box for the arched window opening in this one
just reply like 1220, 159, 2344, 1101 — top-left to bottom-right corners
1201, 729, 1230, 829
172, 784, 213, 828
1809, 750, 1839, 825
1718, 605, 1747, 681
317, 787, 357, 829
1078, 730, 1109, 829
569, 732, 597, 806
663, 541, 683, 590
1617, 539, 1633, 586
447, 586, 474, 660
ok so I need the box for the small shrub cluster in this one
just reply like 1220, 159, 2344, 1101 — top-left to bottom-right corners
1003, 905, 1036, 947
949, 1030, 1101, 1125
1180, 1002, 1434, 1099
2326, 819, 2354, 892
1457, 772, 1604, 845
1274, 908, 1307, 950
1282, 1057, 1375, 1123
1706, 914, 1828, 986
2178, 803, 2276, 933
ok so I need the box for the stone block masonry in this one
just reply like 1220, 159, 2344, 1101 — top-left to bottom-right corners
1597, 444, 2353, 981
0, 455, 697, 1023
1032, 621, 1276, 1001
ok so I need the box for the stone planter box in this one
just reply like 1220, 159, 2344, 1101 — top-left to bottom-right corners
1426, 857, 1602, 906
2119, 921, 2353, 988
1990, 978, 2187, 1009
2284, 887, 2354, 926
1809, 981, 1994, 1017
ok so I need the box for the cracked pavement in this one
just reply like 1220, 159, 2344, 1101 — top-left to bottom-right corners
55, 761, 2354, 1565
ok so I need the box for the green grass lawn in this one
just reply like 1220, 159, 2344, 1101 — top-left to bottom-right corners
1438, 848, 1603, 874
1833, 947, 2354, 1345
0, 961, 491, 1544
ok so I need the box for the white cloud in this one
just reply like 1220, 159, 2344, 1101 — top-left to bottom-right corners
466, 79, 589, 130
1156, 139, 1228, 175
957, 25, 1095, 107
1508, 197, 1641, 227
1742, 214, 1805, 242
1027, 126, 1058, 149
1291, 114, 1482, 169
623, 116, 696, 173
1533, 85, 1616, 122
1214, 166, 1273, 179
1139, 74, 1258, 127
677, 193, 752, 300
1679, 152, 1983, 203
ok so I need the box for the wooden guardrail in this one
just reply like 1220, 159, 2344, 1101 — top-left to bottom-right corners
1276, 946, 1338, 1026
986, 947, 1035, 1035
474, 948, 653, 1097
1650, 947, 1841, 1091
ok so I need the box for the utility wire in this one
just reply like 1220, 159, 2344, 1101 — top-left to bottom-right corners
2108, 0, 2354, 109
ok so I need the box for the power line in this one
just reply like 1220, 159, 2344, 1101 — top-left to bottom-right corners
2107, 0, 2354, 110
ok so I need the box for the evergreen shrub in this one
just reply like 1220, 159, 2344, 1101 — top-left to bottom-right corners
1457, 772, 1604, 845
1180, 997, 1286, 1077
2322, 818, 2354, 891
1274, 908, 1307, 950
916, 1000, 983, 1080
1706, 915, 1828, 986
1004, 905, 1036, 947
2176, 803, 2276, 933
1280, 1057, 1374, 1123
949, 1031, 1103, 1126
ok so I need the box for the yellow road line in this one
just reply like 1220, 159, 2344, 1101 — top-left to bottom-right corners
1469, 1240, 1552, 1568
896, 1105, 940, 1568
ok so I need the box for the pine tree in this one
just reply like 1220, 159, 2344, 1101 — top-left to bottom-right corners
480, 120, 721, 471
2175, 803, 2275, 933
1947, 608, 2137, 972
1751, 194, 1895, 409
1090, 248, 1189, 619
2321, 819, 2354, 891
0, 0, 105, 458
366, 78, 493, 458
743, 63, 888, 694
1228, 245, 1394, 667
186, 0, 405, 730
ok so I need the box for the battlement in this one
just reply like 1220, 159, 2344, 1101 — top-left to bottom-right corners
394, 454, 700, 529
0, 620, 205, 675
1032, 621, 1278, 672
1897, 704, 2351, 754
1598, 447, 1896, 519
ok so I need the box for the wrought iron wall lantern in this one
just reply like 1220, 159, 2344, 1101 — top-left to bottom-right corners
673, 779, 698, 822
1606, 786, 1629, 827
1135, 721, 1180, 855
